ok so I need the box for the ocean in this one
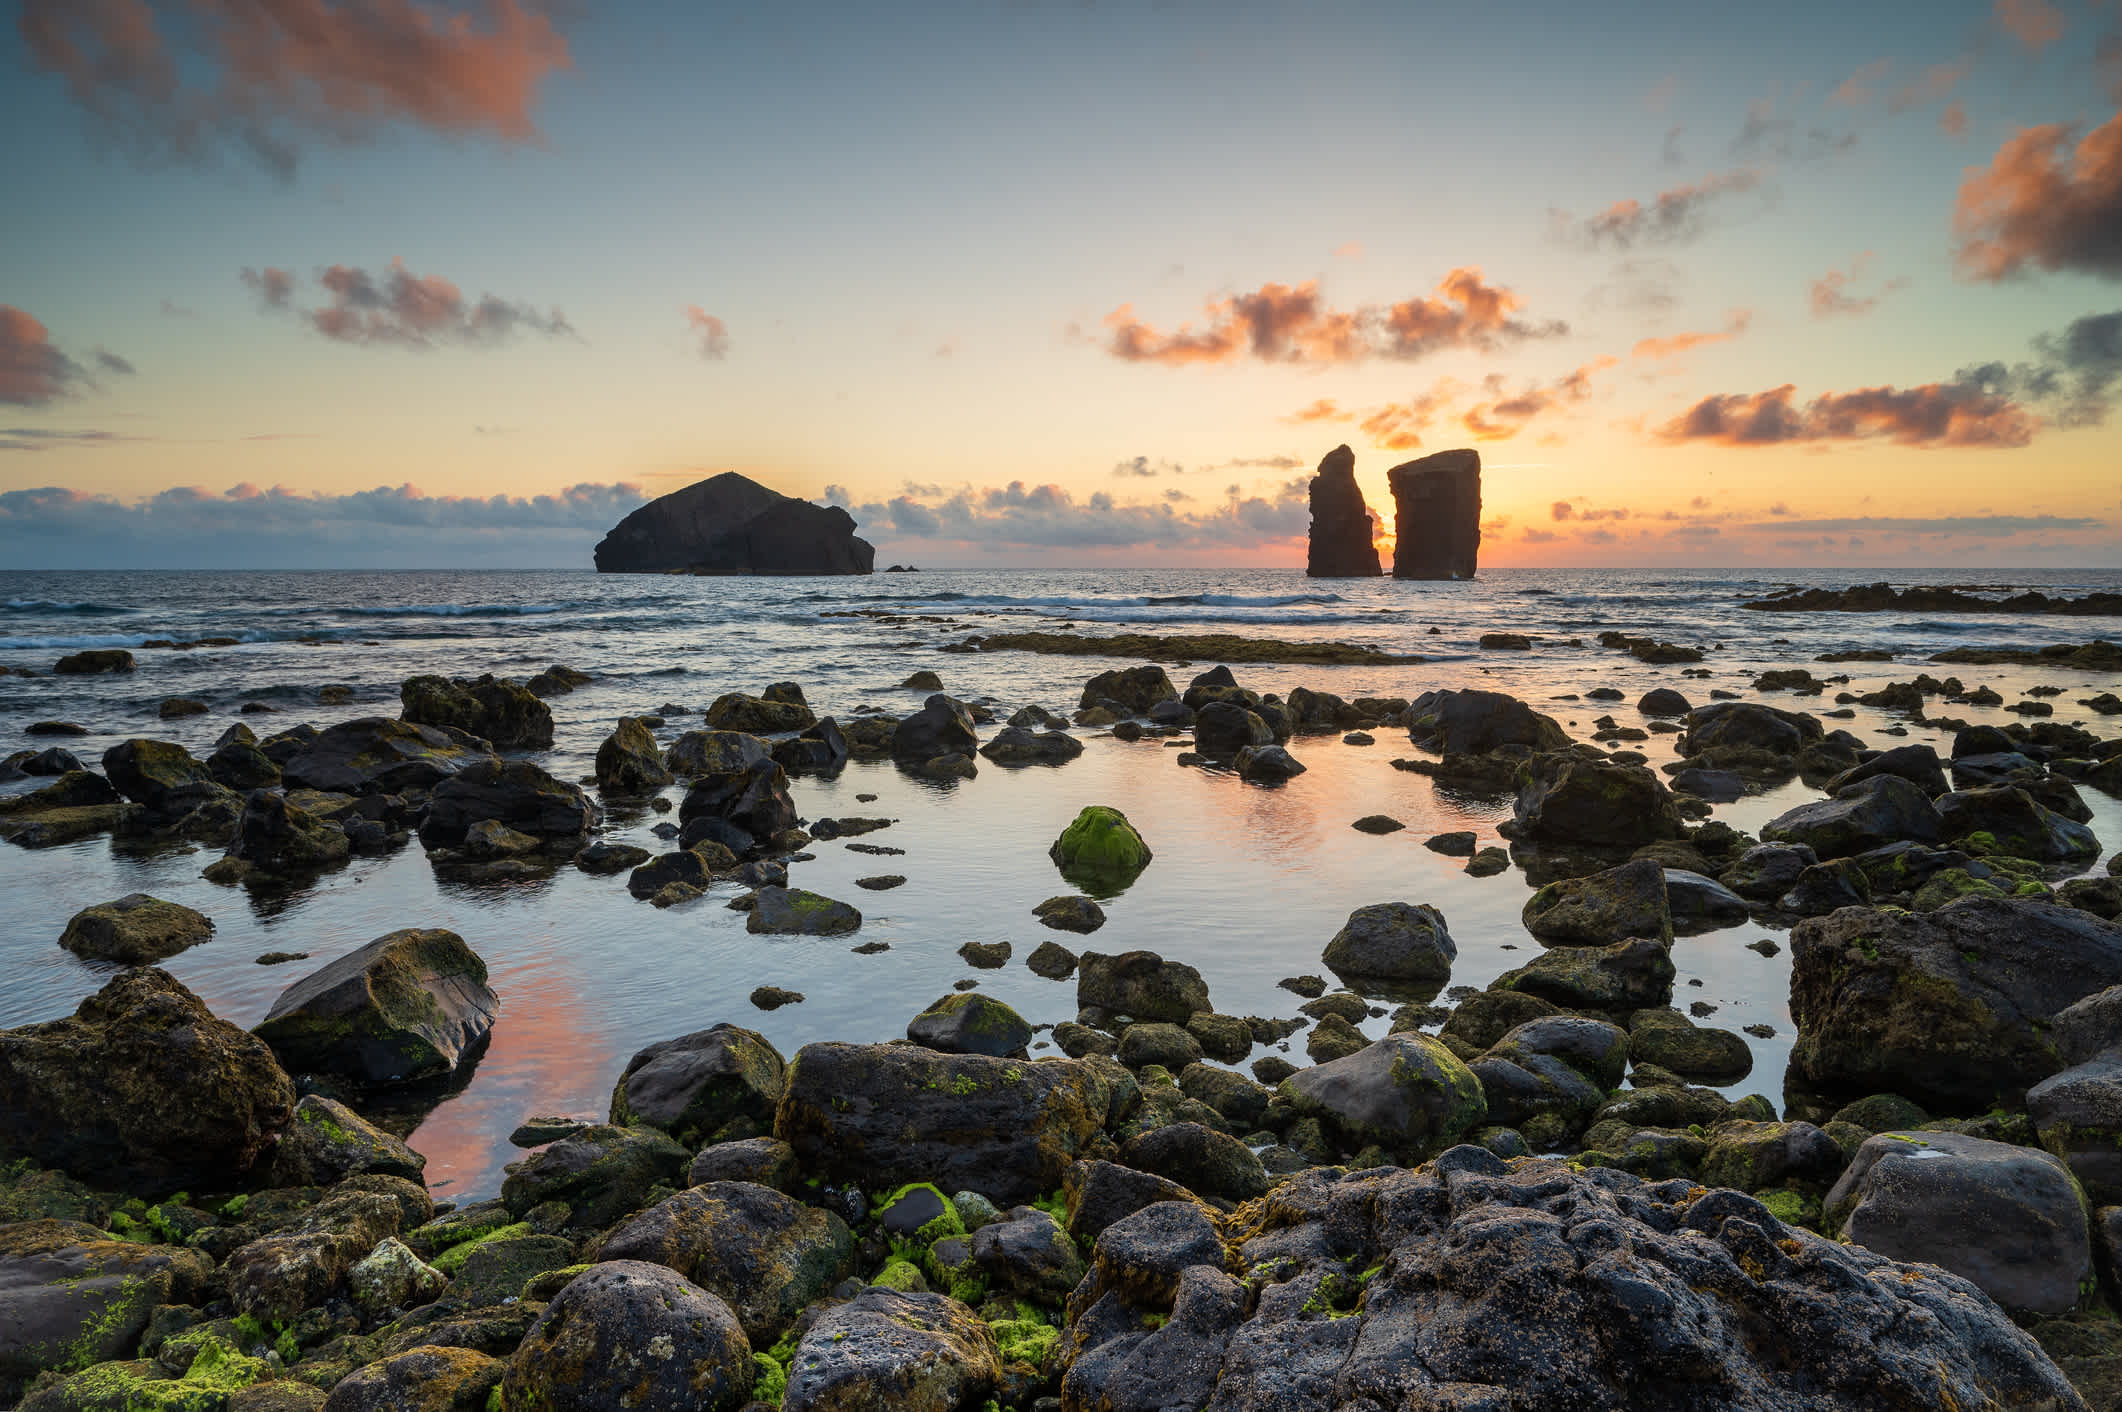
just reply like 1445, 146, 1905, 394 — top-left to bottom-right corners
6, 564, 2122, 1201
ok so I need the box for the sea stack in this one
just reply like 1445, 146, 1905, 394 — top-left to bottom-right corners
1387, 449, 1481, 580
1305, 444, 1382, 578
595, 471, 874, 575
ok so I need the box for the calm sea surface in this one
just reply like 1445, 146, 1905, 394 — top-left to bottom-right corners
6, 565, 2122, 1200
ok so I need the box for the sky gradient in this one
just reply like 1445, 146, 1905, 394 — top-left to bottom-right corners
3, 0, 2120, 569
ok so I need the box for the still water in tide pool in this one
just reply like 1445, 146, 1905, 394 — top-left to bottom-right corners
6, 564, 2122, 1200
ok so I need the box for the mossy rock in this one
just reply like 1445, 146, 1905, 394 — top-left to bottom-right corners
1049, 806, 1152, 896
58, 896, 215, 966
252, 930, 497, 1087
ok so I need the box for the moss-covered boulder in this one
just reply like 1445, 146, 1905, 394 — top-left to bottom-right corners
1511, 753, 1684, 848
503, 1262, 753, 1412
775, 1043, 1115, 1205
1406, 688, 1569, 755
1049, 806, 1152, 895
279, 718, 494, 795
253, 930, 497, 1088
225, 1187, 405, 1322
1521, 860, 1673, 947
1761, 775, 1946, 860
781, 1288, 999, 1412
1469, 1016, 1629, 1150
1076, 950, 1207, 1023
1492, 936, 1675, 1014
319, 1345, 499, 1412
593, 1182, 852, 1342
906, 993, 1033, 1059
399, 675, 552, 750
226, 791, 350, 876
593, 717, 673, 795
1279, 1033, 1486, 1159
1788, 899, 2122, 1115
0, 1221, 213, 1383
18, 1343, 268, 1412
269, 1096, 425, 1188
58, 895, 213, 966
704, 693, 815, 735
498, 1127, 689, 1230
1937, 785, 2100, 863
1697, 1119, 1847, 1194
746, 887, 862, 936
1319, 901, 1456, 989
1118, 1122, 1268, 1202
346, 1238, 446, 1315
100, 740, 214, 815
0, 970, 294, 1192
1626, 1009, 1754, 1084
418, 760, 594, 848
609, 1024, 785, 1149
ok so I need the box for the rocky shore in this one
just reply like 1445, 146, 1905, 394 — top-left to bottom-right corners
5, 642, 2122, 1409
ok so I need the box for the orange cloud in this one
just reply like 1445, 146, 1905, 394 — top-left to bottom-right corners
1656, 382, 2037, 448
1996, 0, 2065, 52
1282, 398, 1350, 424
1809, 255, 1907, 318
1101, 268, 1564, 366
20, 0, 571, 176
684, 306, 729, 360
0, 306, 91, 406
1954, 105, 2122, 280
1632, 311, 1752, 359
1358, 385, 1454, 451
1458, 358, 1616, 441
1558, 170, 1762, 249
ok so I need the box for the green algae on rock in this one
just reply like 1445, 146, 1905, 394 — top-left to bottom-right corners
1049, 806, 1152, 895
58, 895, 214, 966
252, 930, 498, 1088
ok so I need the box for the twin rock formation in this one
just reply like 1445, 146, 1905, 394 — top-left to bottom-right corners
596, 471, 874, 575
1306, 443, 1481, 580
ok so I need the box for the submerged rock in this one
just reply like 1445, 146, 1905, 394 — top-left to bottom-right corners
57, 894, 213, 965
252, 928, 498, 1086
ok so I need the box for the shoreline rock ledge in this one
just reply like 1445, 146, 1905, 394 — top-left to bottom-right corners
1389, 447, 1482, 580
1305, 443, 1382, 577
595, 471, 874, 575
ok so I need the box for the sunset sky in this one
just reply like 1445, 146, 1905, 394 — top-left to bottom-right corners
3, 0, 2120, 569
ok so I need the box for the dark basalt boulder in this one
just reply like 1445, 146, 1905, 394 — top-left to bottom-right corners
892, 693, 978, 760
1788, 899, 2122, 1116
1305, 444, 1382, 577
594, 470, 874, 576
1054, 1154, 2088, 1411
1761, 774, 1945, 860
782, 1288, 999, 1412
399, 674, 553, 750
0, 969, 295, 1192
773, 1042, 1115, 1204
227, 788, 351, 874
420, 759, 597, 847
1406, 688, 1567, 755
1387, 447, 1481, 580
57, 893, 213, 965
100, 739, 215, 815
503, 1261, 755, 1412
594, 716, 673, 794
280, 717, 494, 794
608, 1023, 787, 1147
1079, 665, 1178, 713
253, 928, 498, 1086
1510, 751, 1684, 847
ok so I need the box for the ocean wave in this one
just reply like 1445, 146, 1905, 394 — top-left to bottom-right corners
0, 633, 162, 650
2, 599, 134, 616
330, 602, 575, 618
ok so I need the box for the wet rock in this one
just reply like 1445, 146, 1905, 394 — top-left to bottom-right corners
1048, 806, 1152, 897
254, 929, 497, 1087
323, 1345, 501, 1412
2029, 1055, 2122, 1204
1662, 869, 1751, 928
1440, 990, 1563, 1051
1825, 743, 1950, 797
1761, 774, 1945, 860
1078, 950, 1208, 1022
705, 692, 815, 734
346, 1238, 448, 1315
1826, 1130, 2093, 1317
1405, 688, 1567, 755
1027, 940, 1079, 980
1193, 701, 1273, 758
1119, 1122, 1267, 1202
100, 738, 219, 818
1717, 843, 1818, 901
573, 839, 650, 874
747, 886, 862, 935
1032, 895, 1104, 934
593, 716, 673, 794
1080, 666, 1179, 714
226, 1185, 404, 1321
1185, 1012, 1253, 1063
1638, 687, 1691, 715
1511, 752, 1684, 847
907, 993, 1033, 1058
1464, 846, 1510, 876
687, 1136, 798, 1192
1782, 858, 1874, 915
1471, 1015, 1628, 1148
892, 693, 978, 762
280, 718, 494, 795
1627, 1009, 1754, 1084
0, 1221, 211, 1382
420, 759, 595, 847
500, 1125, 691, 1228
1493, 936, 1675, 1013
1118, 1021, 1203, 1071
676, 746, 797, 849
1938, 784, 2100, 863
970, 1205, 1086, 1301
608, 1024, 785, 1148
1321, 901, 1456, 985
57, 894, 213, 965
1352, 814, 1405, 835
1280, 1032, 1486, 1158
53, 649, 133, 674
782, 1287, 998, 1412
0, 969, 293, 1191
979, 726, 1084, 766
774, 1042, 1113, 1204
595, 1182, 852, 1341
1521, 858, 1671, 946
271, 1094, 426, 1186
399, 674, 552, 750
1232, 742, 1306, 782
502, 1260, 754, 1412
1789, 899, 2122, 1114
